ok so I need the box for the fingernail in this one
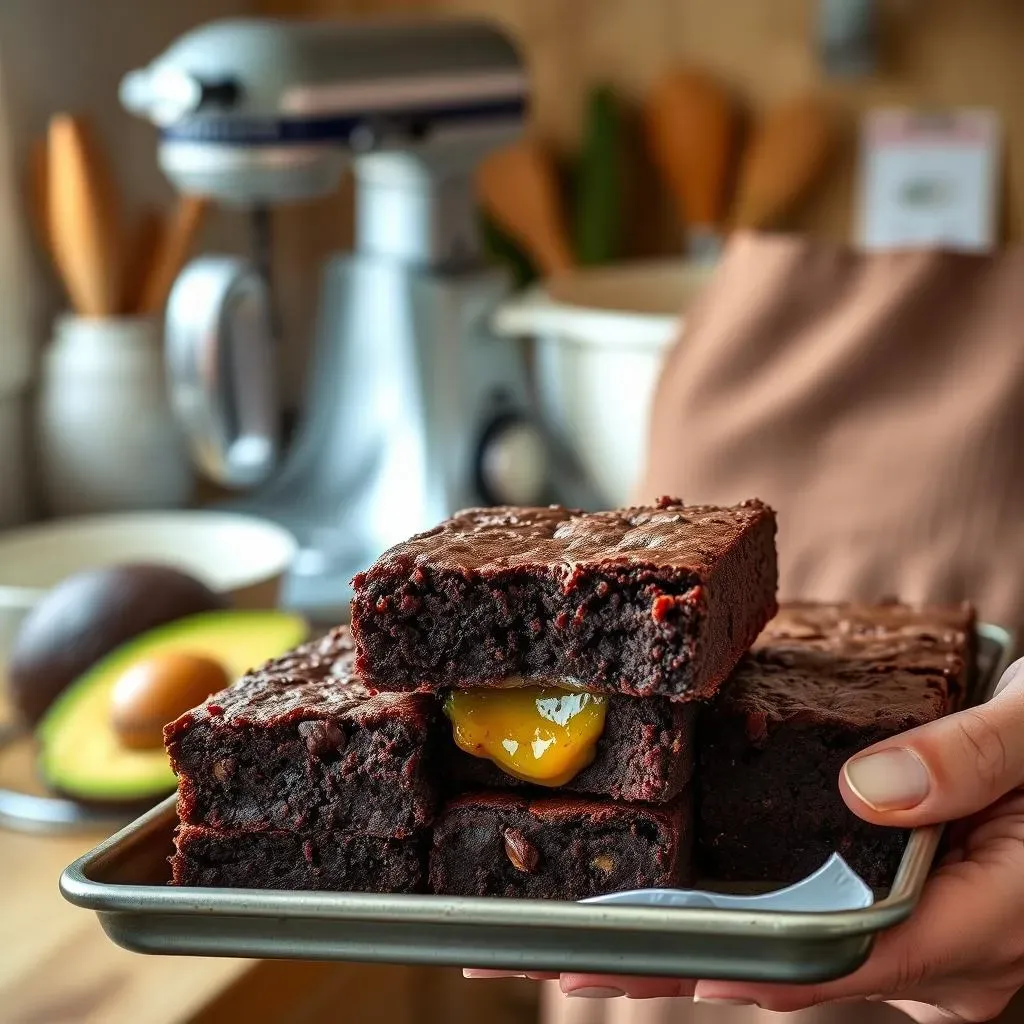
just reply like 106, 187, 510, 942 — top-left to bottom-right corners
463, 969, 526, 979
994, 659, 1024, 697
694, 995, 757, 1006
567, 986, 625, 999
844, 748, 930, 810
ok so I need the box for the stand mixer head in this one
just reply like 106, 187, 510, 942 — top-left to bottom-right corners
122, 18, 584, 622
121, 17, 527, 205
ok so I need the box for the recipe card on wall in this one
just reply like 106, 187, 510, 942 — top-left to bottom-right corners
856, 108, 1001, 252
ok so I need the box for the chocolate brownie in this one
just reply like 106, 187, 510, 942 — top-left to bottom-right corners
443, 695, 695, 803
164, 628, 440, 837
171, 824, 425, 892
755, 600, 974, 701
429, 791, 692, 900
351, 497, 778, 700
698, 602, 969, 888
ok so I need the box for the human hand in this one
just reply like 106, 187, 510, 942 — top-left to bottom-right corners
466, 657, 1024, 1021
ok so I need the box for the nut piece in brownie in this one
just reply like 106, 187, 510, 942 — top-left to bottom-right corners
429, 790, 692, 900
171, 824, 425, 892
442, 689, 695, 803
164, 627, 440, 837
351, 497, 778, 701
698, 602, 969, 888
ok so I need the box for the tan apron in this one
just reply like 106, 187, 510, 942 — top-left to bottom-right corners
542, 232, 1024, 1024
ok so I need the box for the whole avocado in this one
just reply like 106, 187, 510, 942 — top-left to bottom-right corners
8, 564, 228, 725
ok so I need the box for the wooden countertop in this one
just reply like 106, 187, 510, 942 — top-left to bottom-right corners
0, 692, 254, 1024
0, 807, 535, 1024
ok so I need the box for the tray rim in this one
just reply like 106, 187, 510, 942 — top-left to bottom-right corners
58, 623, 1015, 956
60, 794, 938, 940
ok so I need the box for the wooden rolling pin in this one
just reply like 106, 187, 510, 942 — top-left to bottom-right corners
644, 68, 740, 260
476, 139, 574, 277
46, 114, 123, 318
731, 95, 835, 232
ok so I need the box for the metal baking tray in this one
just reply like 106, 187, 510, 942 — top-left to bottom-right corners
60, 624, 1014, 984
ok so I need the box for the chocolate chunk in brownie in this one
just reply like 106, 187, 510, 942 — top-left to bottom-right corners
443, 694, 695, 803
698, 601, 969, 888
429, 790, 692, 900
351, 497, 778, 701
164, 628, 440, 837
171, 824, 425, 892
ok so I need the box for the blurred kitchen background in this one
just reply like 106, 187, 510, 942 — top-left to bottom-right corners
0, 0, 1019, 1021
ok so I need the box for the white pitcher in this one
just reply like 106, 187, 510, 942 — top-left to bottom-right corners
36, 315, 195, 516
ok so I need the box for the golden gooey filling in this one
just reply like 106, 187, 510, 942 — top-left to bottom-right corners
444, 686, 608, 786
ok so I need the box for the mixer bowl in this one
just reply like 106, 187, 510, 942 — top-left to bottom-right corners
493, 260, 715, 507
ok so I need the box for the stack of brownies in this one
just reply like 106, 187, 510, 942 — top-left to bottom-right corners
165, 497, 974, 895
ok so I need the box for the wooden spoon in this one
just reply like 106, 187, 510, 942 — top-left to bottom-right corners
731, 95, 836, 232
119, 206, 165, 315
644, 68, 740, 260
476, 139, 574, 277
137, 195, 208, 315
47, 114, 123, 317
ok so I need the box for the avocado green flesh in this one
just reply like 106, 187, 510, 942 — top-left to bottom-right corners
38, 610, 308, 802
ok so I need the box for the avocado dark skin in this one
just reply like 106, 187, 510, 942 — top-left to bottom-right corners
8, 564, 228, 725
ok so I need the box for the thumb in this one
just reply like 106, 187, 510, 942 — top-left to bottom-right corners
840, 657, 1024, 827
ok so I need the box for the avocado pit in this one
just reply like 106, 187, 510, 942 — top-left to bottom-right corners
110, 652, 231, 750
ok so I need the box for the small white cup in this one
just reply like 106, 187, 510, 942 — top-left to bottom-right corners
35, 314, 195, 517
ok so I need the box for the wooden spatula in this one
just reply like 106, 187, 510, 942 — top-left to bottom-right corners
137, 195, 208, 315
119, 206, 165, 316
476, 139, 574, 277
731, 95, 835, 232
47, 113, 123, 317
644, 68, 740, 260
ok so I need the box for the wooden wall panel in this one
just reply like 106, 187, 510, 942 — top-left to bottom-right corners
253, 0, 1024, 395
258, 0, 1024, 242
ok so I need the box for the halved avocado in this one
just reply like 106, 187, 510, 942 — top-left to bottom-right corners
37, 609, 308, 803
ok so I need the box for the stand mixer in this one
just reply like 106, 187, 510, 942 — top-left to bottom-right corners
122, 18, 592, 622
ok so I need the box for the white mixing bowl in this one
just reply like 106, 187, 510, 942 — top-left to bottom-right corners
494, 259, 715, 507
0, 511, 297, 657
